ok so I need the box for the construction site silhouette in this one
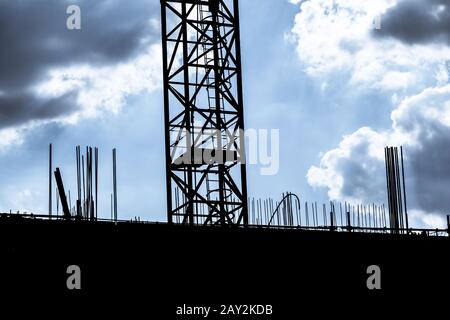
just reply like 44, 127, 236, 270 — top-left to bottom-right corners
0, 0, 449, 315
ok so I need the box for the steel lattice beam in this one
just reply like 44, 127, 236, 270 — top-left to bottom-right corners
160, 0, 248, 226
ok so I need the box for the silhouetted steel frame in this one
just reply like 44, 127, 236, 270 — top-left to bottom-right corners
160, 0, 248, 226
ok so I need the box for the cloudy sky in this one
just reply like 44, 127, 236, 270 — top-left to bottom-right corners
1, 0, 450, 228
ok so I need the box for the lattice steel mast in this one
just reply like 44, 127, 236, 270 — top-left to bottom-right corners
160, 0, 248, 226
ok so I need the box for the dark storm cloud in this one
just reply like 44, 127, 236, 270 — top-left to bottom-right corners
408, 124, 450, 213
373, 0, 450, 45
0, 91, 79, 128
0, 0, 159, 129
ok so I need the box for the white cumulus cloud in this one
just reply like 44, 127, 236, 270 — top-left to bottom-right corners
307, 84, 450, 226
0, 127, 25, 151
34, 44, 162, 125
289, 0, 450, 91
290, 0, 450, 227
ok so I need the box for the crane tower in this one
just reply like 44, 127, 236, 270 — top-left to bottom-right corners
160, 0, 249, 226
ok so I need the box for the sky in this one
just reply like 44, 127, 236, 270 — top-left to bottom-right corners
1, 0, 450, 228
